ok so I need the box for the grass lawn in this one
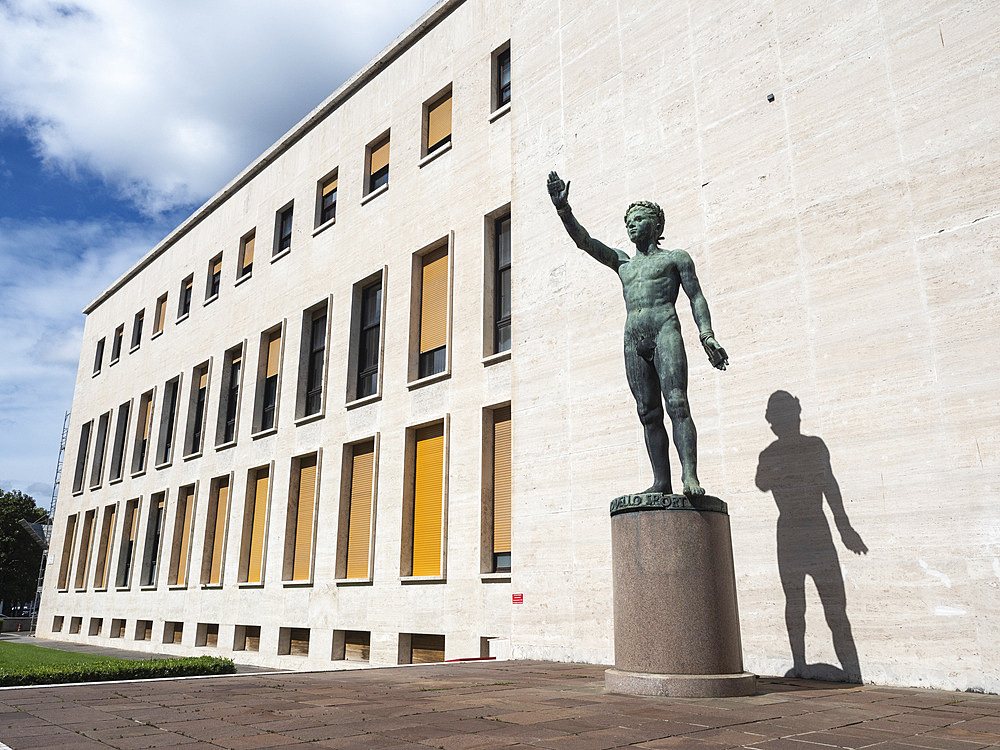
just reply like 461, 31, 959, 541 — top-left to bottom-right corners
0, 641, 116, 670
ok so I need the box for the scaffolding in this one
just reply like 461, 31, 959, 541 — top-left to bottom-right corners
28, 410, 69, 634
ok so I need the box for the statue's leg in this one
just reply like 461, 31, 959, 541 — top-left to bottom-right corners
655, 325, 703, 495
813, 558, 862, 682
625, 344, 671, 494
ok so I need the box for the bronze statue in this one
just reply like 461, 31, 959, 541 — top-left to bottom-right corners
547, 171, 727, 496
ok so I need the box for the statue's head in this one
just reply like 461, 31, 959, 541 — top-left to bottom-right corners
765, 390, 801, 437
624, 201, 665, 244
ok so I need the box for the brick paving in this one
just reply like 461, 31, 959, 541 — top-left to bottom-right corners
1, 661, 998, 749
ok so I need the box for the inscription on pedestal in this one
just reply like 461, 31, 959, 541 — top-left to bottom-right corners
610, 492, 728, 517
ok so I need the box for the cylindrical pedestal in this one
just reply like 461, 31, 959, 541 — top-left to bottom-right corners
606, 493, 756, 697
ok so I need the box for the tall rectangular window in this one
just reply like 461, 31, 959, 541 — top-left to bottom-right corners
72, 420, 93, 494
93, 503, 117, 589
93, 337, 105, 375
153, 293, 168, 336
240, 466, 270, 584
89, 411, 111, 489
108, 401, 131, 483
169, 485, 195, 586
111, 324, 124, 363
141, 492, 166, 586
417, 246, 449, 379
238, 231, 255, 279
131, 309, 144, 350
286, 454, 317, 582
203, 477, 229, 585
424, 88, 452, 155
116, 498, 140, 588
341, 440, 375, 580
350, 275, 383, 402
494, 213, 511, 353
256, 328, 282, 432
155, 376, 180, 466
409, 422, 445, 577
217, 344, 243, 445
317, 172, 337, 226
366, 133, 390, 194
185, 363, 209, 456
74, 509, 95, 589
300, 306, 327, 417
131, 390, 155, 475
274, 204, 293, 256
178, 274, 193, 318
207, 254, 222, 300
57, 514, 78, 590
490, 406, 511, 573
494, 43, 511, 110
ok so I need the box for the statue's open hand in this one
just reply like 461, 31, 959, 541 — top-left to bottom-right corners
841, 527, 868, 555
547, 170, 570, 208
703, 337, 729, 370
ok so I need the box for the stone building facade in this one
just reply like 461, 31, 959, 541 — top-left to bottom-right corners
40, 0, 1000, 691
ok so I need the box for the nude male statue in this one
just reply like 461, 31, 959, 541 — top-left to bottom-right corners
547, 171, 728, 496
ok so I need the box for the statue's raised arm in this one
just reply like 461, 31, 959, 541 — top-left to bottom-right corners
547, 171, 628, 270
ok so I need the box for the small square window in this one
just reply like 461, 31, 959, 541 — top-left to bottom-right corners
274, 205, 293, 256
365, 132, 390, 195
316, 171, 338, 227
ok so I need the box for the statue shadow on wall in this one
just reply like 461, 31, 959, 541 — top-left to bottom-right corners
755, 391, 868, 684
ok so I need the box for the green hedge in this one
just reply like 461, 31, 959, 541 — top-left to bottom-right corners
0, 655, 236, 687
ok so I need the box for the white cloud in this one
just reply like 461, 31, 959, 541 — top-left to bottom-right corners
0, 0, 437, 214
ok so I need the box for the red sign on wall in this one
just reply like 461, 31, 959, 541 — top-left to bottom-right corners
512, 593, 523, 604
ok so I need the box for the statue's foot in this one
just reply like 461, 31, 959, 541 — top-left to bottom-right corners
682, 475, 705, 496
642, 481, 672, 495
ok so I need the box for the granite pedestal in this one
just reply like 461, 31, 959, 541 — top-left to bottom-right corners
606, 493, 756, 697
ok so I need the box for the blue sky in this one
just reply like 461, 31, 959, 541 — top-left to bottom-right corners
0, 0, 436, 506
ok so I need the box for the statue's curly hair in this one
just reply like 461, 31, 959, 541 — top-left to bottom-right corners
624, 200, 665, 243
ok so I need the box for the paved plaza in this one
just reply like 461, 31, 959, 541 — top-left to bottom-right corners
2, 659, 999, 749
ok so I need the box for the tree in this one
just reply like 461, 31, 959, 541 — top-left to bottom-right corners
0, 490, 48, 612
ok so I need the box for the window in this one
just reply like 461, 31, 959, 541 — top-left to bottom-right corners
168, 484, 195, 586
93, 337, 105, 375
110, 619, 125, 638
279, 627, 310, 656
339, 440, 375, 580
155, 376, 180, 466
74, 509, 95, 589
217, 344, 244, 445
153, 293, 168, 336
56, 514, 77, 590
299, 304, 327, 418
165, 622, 183, 644
423, 87, 452, 156
240, 466, 270, 584
493, 43, 511, 111
365, 132, 390, 195
88, 617, 103, 637
207, 254, 222, 300
486, 405, 511, 573
415, 244, 450, 379
317, 171, 337, 226
402, 633, 445, 664
69, 617, 82, 634
131, 390, 155, 475
131, 309, 144, 350
255, 327, 282, 432
111, 324, 124, 363
108, 401, 131, 483
274, 204, 293, 256
405, 422, 446, 577
185, 362, 210, 455
116, 498, 140, 588
178, 275, 193, 318
333, 630, 370, 662
285, 453, 318, 582
71, 420, 92, 494
136, 620, 153, 641
202, 476, 230, 585
234, 625, 260, 652
93, 503, 117, 589
140, 491, 166, 586
89, 411, 111, 489
348, 272, 384, 402
238, 230, 255, 279
492, 212, 511, 354
196, 622, 219, 647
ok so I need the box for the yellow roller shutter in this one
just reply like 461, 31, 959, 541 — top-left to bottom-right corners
291, 456, 317, 581
419, 248, 448, 354
212, 256, 222, 276
154, 295, 166, 333
266, 332, 281, 377
176, 489, 193, 586
493, 407, 511, 554
412, 424, 444, 577
370, 139, 390, 176
142, 396, 153, 440
427, 94, 452, 150
322, 177, 337, 196
242, 235, 254, 271
346, 442, 375, 579
209, 483, 228, 585
247, 469, 269, 583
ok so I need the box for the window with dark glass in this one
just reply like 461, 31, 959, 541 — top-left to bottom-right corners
367, 134, 390, 194
141, 493, 165, 586
318, 173, 337, 225
218, 347, 242, 445
186, 364, 209, 455
89, 411, 111, 489
111, 324, 124, 363
153, 293, 168, 335
357, 282, 382, 398
72, 420, 92, 494
495, 46, 511, 109
304, 310, 326, 416
109, 401, 130, 482
179, 275, 193, 317
258, 330, 281, 431
239, 231, 255, 278
156, 377, 180, 465
207, 254, 222, 299
131, 390, 154, 474
131, 310, 144, 349
93, 338, 105, 374
494, 214, 511, 353
275, 206, 293, 256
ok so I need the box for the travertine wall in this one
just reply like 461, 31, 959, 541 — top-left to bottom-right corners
509, 0, 1000, 691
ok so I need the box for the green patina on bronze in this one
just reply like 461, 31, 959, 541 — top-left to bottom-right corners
547, 171, 728, 498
